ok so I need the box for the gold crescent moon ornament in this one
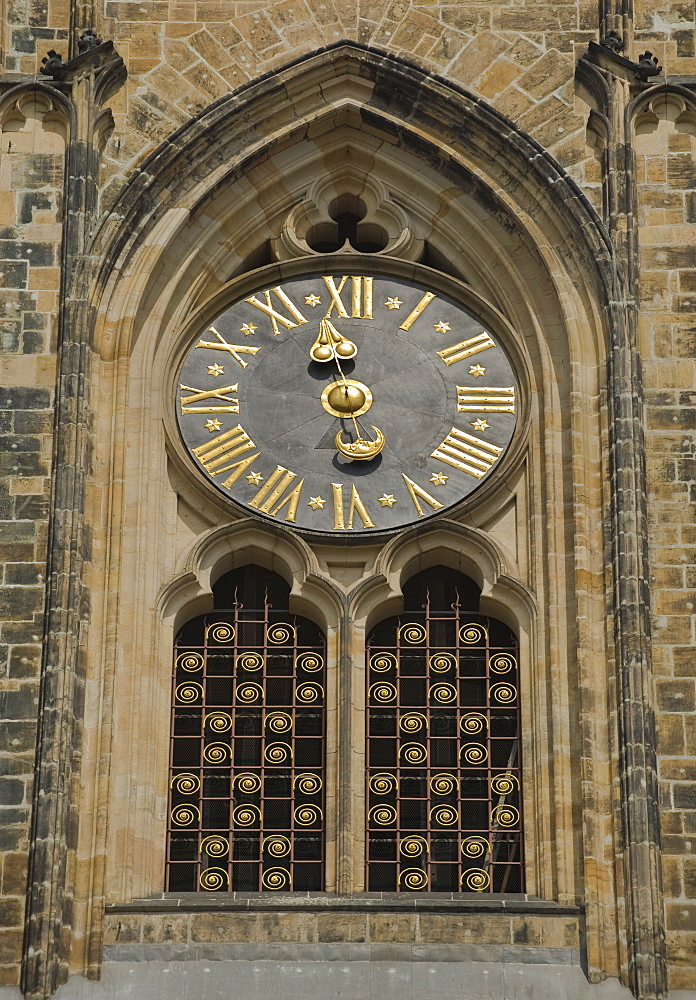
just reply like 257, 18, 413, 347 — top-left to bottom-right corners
335, 426, 386, 461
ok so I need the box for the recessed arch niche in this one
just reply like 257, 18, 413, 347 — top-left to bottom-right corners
65, 42, 638, 990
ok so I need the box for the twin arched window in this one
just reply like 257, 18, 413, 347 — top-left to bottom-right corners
166, 566, 523, 894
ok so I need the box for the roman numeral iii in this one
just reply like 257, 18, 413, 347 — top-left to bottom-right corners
457, 386, 515, 413
436, 332, 495, 366
431, 428, 503, 479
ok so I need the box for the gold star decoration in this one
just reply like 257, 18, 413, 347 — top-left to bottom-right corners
469, 364, 486, 377
246, 471, 264, 485
205, 418, 222, 432
472, 418, 490, 432
305, 294, 322, 307
385, 297, 403, 310
207, 363, 225, 377
430, 472, 448, 486
434, 321, 451, 335
307, 496, 326, 510
240, 323, 257, 336
378, 494, 398, 507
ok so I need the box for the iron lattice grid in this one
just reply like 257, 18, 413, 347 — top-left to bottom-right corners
167, 600, 326, 893
366, 607, 524, 893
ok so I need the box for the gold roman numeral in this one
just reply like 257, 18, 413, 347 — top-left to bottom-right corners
192, 426, 261, 488
331, 483, 375, 530
323, 276, 374, 319
402, 475, 444, 517
399, 291, 436, 331
249, 465, 305, 522
456, 386, 515, 413
436, 332, 495, 366
179, 383, 239, 415
431, 427, 503, 479
245, 286, 308, 336
197, 326, 262, 368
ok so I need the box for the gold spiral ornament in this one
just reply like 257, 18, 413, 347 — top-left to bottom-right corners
201, 835, 229, 857
205, 712, 232, 733
460, 743, 488, 765
459, 623, 487, 645
490, 682, 517, 704
370, 652, 397, 672
429, 682, 457, 704
263, 835, 291, 857
268, 623, 295, 645
234, 772, 261, 793
399, 712, 427, 733
462, 868, 490, 892
176, 681, 203, 704
233, 803, 261, 827
207, 622, 234, 643
296, 683, 323, 704
369, 804, 397, 826
429, 652, 457, 673
199, 867, 228, 891
430, 804, 458, 826
236, 682, 263, 703
294, 804, 322, 826
170, 772, 200, 795
369, 773, 397, 795
399, 868, 428, 890
430, 772, 459, 795
294, 773, 322, 795
492, 804, 519, 828
265, 743, 292, 764
171, 804, 200, 826
236, 651, 264, 672
491, 772, 519, 796
400, 743, 427, 765
177, 651, 203, 672
369, 682, 397, 703
462, 836, 490, 859
265, 712, 293, 733
400, 622, 426, 644
203, 742, 230, 764
399, 836, 429, 857
296, 652, 323, 672
490, 653, 515, 674
262, 867, 289, 890
460, 712, 488, 735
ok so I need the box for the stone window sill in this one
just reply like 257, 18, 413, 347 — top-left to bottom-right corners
107, 893, 582, 916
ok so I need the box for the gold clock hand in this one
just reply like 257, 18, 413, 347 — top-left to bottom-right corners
328, 350, 386, 461
309, 319, 357, 362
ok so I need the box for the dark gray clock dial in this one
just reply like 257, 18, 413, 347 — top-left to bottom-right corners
176, 271, 518, 535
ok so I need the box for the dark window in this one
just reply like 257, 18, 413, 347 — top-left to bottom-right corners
166, 566, 326, 892
366, 567, 524, 893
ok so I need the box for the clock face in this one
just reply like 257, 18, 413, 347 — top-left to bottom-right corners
176, 270, 518, 536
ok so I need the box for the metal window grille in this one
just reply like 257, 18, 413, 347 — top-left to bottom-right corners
366, 584, 523, 893
167, 586, 326, 892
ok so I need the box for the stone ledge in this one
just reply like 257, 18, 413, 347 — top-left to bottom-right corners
107, 892, 582, 915
102, 942, 581, 965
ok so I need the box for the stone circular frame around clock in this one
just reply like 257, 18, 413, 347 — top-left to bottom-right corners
175, 269, 519, 537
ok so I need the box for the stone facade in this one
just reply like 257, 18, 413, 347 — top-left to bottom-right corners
0, 2, 695, 1000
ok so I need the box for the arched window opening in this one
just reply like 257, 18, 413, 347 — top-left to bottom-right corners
366, 567, 523, 893
167, 566, 326, 892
